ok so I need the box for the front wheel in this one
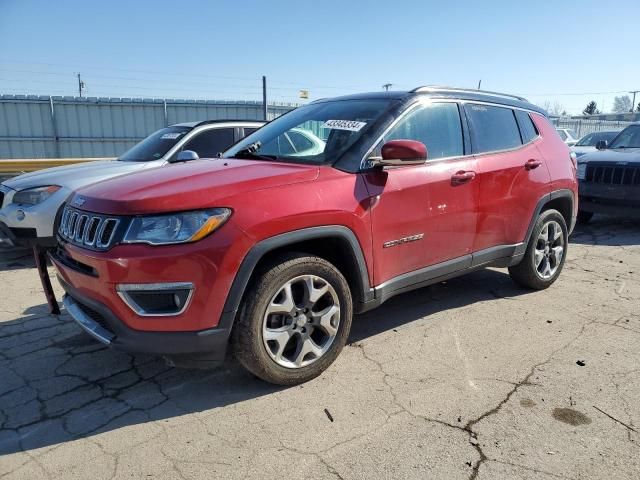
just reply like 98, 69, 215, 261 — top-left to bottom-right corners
509, 209, 568, 290
232, 254, 352, 385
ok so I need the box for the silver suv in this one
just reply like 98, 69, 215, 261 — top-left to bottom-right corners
0, 120, 264, 248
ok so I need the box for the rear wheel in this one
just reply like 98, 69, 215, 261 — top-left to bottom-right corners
576, 210, 593, 224
232, 254, 352, 385
509, 209, 568, 290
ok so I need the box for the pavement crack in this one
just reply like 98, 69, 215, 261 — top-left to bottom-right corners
489, 459, 579, 480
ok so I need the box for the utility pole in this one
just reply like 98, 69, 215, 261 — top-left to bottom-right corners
262, 75, 267, 121
77, 73, 85, 97
629, 90, 639, 113
382, 83, 393, 91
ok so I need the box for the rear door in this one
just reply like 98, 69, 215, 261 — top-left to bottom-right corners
363, 101, 478, 285
464, 103, 551, 254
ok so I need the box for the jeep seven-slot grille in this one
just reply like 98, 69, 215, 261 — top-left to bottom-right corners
585, 164, 640, 185
58, 205, 121, 250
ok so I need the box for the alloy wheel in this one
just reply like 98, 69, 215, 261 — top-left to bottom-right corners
262, 274, 340, 368
534, 220, 564, 280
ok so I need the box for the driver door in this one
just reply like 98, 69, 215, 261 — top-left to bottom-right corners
363, 102, 478, 286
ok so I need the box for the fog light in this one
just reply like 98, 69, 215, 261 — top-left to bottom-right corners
116, 282, 194, 316
16, 209, 25, 221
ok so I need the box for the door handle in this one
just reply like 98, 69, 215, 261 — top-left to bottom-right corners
525, 159, 543, 170
451, 170, 476, 185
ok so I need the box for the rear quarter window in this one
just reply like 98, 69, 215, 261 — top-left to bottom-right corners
515, 110, 539, 144
465, 104, 522, 154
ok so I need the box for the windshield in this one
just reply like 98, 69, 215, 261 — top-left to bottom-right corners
119, 126, 191, 162
576, 131, 618, 146
224, 99, 393, 164
609, 125, 640, 149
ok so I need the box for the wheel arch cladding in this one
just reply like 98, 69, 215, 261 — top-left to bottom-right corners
221, 226, 373, 322
516, 189, 574, 256
541, 193, 573, 232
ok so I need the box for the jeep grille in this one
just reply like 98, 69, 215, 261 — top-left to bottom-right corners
58, 205, 121, 250
585, 163, 640, 186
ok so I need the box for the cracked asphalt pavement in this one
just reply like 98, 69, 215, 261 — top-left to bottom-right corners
1, 217, 639, 479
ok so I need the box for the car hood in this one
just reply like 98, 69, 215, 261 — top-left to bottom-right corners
73, 158, 320, 215
579, 148, 640, 164
2, 160, 151, 192
571, 146, 595, 157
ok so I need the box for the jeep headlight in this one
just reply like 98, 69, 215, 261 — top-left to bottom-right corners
576, 163, 587, 180
12, 186, 61, 206
123, 209, 231, 245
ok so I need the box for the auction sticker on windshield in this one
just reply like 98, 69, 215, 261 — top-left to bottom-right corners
161, 133, 184, 140
322, 120, 367, 132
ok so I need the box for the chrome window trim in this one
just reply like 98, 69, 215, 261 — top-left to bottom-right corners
359, 96, 545, 170
462, 101, 542, 157
359, 98, 466, 170
116, 282, 195, 317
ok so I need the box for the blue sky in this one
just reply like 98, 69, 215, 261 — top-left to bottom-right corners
1, 0, 639, 114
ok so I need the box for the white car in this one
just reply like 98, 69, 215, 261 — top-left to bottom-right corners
0, 120, 264, 248
570, 130, 620, 158
556, 128, 580, 146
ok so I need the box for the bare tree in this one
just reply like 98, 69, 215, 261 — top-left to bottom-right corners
538, 100, 552, 112
538, 100, 565, 116
550, 102, 565, 116
612, 95, 632, 113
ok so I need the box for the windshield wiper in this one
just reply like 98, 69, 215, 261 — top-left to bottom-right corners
232, 141, 278, 161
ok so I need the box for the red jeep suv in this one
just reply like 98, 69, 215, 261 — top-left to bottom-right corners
51, 87, 577, 385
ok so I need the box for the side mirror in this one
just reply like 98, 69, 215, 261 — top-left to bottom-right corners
596, 140, 608, 150
371, 139, 427, 167
170, 150, 200, 163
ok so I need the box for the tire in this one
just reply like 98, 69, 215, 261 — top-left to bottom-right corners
576, 210, 593, 224
231, 253, 353, 385
509, 209, 568, 290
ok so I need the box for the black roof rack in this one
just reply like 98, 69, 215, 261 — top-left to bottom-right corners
411, 86, 528, 103
194, 119, 265, 126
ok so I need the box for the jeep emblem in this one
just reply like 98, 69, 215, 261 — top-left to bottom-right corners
73, 196, 86, 207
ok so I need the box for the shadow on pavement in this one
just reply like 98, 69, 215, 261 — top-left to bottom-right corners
0, 267, 531, 456
571, 215, 640, 247
0, 247, 34, 271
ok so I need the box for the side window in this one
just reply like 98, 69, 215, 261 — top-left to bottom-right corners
515, 110, 539, 143
382, 103, 464, 160
243, 127, 259, 137
465, 104, 522, 153
286, 130, 314, 152
183, 128, 235, 158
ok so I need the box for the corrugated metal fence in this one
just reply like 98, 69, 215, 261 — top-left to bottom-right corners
550, 118, 633, 138
0, 95, 299, 159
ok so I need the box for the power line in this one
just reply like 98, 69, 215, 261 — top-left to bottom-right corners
518, 90, 629, 97
0, 61, 375, 91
